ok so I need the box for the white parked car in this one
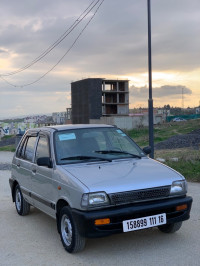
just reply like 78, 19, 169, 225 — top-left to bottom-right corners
172, 117, 186, 122
9, 125, 193, 253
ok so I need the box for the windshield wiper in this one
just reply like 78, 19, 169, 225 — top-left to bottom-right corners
60, 155, 112, 162
95, 150, 141, 159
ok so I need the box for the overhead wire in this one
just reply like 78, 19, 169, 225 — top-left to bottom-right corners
0, 0, 100, 77
0, 0, 104, 88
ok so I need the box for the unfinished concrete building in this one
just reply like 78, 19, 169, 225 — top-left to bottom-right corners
71, 78, 129, 124
102, 79, 129, 116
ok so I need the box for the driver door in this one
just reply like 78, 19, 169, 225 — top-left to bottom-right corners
31, 132, 55, 217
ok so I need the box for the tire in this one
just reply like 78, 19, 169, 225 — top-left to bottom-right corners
158, 221, 182, 233
14, 185, 30, 216
59, 206, 86, 253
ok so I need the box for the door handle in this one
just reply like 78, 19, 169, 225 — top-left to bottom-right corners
32, 169, 36, 174
17, 163, 20, 167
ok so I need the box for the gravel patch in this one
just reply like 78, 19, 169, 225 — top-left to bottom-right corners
188, 129, 200, 135
155, 130, 200, 150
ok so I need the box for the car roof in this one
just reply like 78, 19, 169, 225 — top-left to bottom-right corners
48, 124, 114, 131
26, 124, 115, 134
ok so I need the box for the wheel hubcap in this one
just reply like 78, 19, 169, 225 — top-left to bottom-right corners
16, 189, 22, 211
61, 214, 72, 246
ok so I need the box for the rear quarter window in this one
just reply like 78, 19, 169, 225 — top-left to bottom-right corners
16, 136, 37, 162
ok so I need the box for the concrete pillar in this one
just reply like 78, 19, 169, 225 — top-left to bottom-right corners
117, 82, 119, 104
102, 81, 105, 91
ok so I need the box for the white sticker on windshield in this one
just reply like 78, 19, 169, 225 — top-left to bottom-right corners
58, 133, 76, 141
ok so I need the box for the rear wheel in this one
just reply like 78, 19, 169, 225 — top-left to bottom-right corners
158, 222, 182, 233
59, 206, 86, 253
14, 185, 30, 216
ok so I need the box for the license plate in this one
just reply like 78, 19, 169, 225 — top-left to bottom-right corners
123, 213, 166, 232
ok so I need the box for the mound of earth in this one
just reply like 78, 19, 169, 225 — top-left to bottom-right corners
155, 129, 200, 150
188, 129, 200, 135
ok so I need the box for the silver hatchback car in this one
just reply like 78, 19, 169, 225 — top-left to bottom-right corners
9, 124, 192, 253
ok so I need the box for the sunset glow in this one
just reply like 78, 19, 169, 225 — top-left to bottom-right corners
0, 0, 199, 118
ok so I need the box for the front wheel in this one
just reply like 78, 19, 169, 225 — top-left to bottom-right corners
14, 185, 30, 216
158, 221, 182, 233
59, 206, 86, 253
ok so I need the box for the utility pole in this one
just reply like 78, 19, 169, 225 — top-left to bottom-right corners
147, 0, 154, 158
182, 87, 184, 112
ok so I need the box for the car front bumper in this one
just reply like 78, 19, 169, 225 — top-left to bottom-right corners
72, 196, 193, 238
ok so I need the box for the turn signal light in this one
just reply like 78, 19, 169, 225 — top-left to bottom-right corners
95, 218, 110, 225
176, 204, 187, 211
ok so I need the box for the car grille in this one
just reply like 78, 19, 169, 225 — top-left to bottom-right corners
109, 186, 171, 205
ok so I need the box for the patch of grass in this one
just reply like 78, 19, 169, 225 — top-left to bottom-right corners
155, 148, 200, 160
155, 148, 200, 182
127, 119, 200, 147
0, 145, 16, 152
126, 128, 149, 147
2, 135, 15, 140
166, 160, 200, 182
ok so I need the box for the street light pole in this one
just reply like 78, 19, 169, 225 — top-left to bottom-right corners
147, 0, 154, 158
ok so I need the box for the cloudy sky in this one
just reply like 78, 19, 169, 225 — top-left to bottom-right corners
0, 0, 200, 118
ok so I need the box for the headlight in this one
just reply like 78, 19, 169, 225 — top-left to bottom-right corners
81, 192, 110, 208
170, 180, 187, 195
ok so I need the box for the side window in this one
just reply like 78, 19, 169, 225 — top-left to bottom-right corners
16, 137, 27, 158
24, 137, 37, 162
35, 136, 50, 162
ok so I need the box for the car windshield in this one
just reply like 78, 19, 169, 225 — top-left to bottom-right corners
54, 127, 145, 165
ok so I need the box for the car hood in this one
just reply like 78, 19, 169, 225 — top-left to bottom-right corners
61, 158, 184, 194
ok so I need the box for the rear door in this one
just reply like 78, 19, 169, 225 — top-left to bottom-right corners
14, 133, 38, 204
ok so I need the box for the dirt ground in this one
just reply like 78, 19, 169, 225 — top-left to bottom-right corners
0, 152, 200, 265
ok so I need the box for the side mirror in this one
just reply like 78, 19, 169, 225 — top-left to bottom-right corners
37, 157, 52, 168
143, 146, 151, 155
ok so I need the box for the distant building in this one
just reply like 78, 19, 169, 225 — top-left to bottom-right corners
71, 78, 129, 124
157, 108, 170, 116
66, 108, 72, 124
52, 112, 67, 124
195, 107, 200, 114
24, 115, 47, 123
102, 79, 129, 116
